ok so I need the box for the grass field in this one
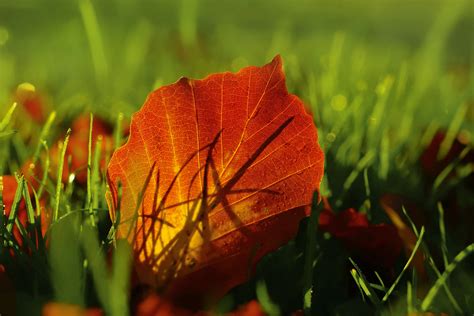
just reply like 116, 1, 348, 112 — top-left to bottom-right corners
0, 0, 473, 315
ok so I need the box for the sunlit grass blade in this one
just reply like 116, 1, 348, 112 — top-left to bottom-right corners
350, 269, 367, 303
6, 175, 24, 234
53, 129, 71, 222
37, 141, 51, 199
92, 136, 102, 211
256, 279, 281, 316
421, 243, 474, 311
407, 281, 414, 314
0, 103, 17, 132
32, 111, 56, 164
86, 113, 95, 226
114, 112, 124, 150
349, 258, 381, 307
382, 227, 425, 302
433, 146, 470, 191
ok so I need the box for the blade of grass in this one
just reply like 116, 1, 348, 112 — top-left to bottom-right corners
6, 176, 24, 233
82, 225, 111, 314
349, 258, 381, 307
86, 114, 95, 226
438, 102, 467, 159
374, 271, 386, 290
0, 176, 4, 218
110, 240, 132, 316
0, 102, 17, 132
437, 202, 449, 269
421, 243, 474, 311
50, 211, 85, 306
303, 192, 321, 315
53, 129, 71, 222
433, 146, 470, 191
0, 130, 16, 138
37, 141, 50, 199
92, 136, 102, 211
256, 279, 281, 316
407, 281, 414, 314
32, 111, 56, 164
382, 226, 425, 302
78, 0, 108, 85
114, 112, 124, 150
22, 182, 35, 225
350, 269, 367, 303
337, 150, 375, 207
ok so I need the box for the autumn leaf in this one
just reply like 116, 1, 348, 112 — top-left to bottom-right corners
106, 56, 324, 303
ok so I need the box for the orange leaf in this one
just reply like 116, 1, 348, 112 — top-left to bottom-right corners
106, 56, 324, 303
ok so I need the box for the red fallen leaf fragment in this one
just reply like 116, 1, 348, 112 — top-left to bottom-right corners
227, 300, 266, 316
107, 56, 324, 304
319, 205, 403, 269
14, 82, 48, 124
135, 292, 194, 316
420, 130, 473, 179
42, 303, 103, 316
133, 290, 266, 316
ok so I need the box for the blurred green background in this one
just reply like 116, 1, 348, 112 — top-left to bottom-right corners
0, 0, 472, 117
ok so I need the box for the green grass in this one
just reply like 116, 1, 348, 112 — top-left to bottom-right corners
1, 0, 473, 315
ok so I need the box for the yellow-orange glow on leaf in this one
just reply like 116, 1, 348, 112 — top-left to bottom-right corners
106, 56, 324, 303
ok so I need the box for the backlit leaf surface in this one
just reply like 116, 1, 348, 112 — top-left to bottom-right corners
106, 56, 324, 301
